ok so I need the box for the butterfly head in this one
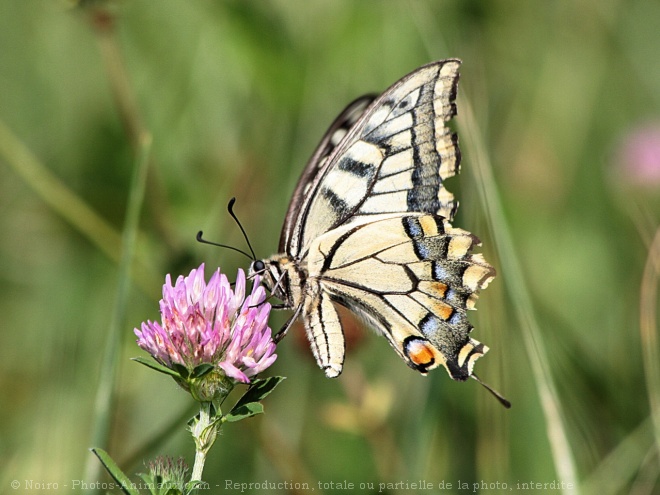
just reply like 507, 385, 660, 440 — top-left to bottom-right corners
248, 259, 271, 290
249, 256, 299, 307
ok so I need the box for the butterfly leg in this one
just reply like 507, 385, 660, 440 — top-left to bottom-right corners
273, 303, 303, 343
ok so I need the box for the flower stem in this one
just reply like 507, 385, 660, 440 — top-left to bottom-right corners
190, 402, 219, 486
190, 447, 207, 486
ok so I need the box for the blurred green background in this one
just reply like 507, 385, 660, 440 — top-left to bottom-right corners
1, 1, 659, 494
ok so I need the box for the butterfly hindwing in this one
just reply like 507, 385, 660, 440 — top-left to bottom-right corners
304, 213, 494, 379
286, 60, 462, 258
302, 285, 345, 378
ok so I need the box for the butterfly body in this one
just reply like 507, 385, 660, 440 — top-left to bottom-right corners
252, 59, 496, 381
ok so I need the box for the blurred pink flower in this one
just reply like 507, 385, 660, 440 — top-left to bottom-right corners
615, 123, 660, 187
135, 264, 276, 386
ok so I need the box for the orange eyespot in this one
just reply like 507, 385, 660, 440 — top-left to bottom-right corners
407, 340, 435, 367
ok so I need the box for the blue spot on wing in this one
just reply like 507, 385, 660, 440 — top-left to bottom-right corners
419, 313, 444, 339
402, 217, 423, 238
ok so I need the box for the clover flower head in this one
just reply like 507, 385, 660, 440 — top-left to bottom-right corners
135, 264, 276, 398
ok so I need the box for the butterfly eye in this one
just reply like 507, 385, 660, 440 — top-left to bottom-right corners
252, 260, 266, 274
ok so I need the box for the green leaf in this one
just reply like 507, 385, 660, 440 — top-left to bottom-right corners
132, 357, 181, 378
184, 480, 206, 495
224, 377, 284, 422
136, 473, 155, 492
232, 376, 285, 412
172, 363, 190, 379
225, 402, 264, 422
138, 471, 188, 495
192, 363, 214, 378
137, 473, 165, 495
91, 448, 141, 495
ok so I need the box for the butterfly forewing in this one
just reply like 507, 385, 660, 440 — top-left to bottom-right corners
279, 95, 376, 253
286, 59, 462, 259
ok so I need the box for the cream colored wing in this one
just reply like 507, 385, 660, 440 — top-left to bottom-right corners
286, 60, 462, 259
304, 213, 495, 379
279, 95, 375, 253
301, 285, 345, 378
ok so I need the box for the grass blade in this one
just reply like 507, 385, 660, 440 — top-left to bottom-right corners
640, 228, 660, 460
90, 448, 141, 495
0, 119, 122, 262
581, 417, 654, 495
458, 95, 579, 493
83, 134, 152, 491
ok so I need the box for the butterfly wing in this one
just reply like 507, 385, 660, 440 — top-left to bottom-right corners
279, 95, 376, 253
304, 213, 495, 379
284, 59, 462, 259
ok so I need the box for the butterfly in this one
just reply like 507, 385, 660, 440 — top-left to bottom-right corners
250, 59, 506, 403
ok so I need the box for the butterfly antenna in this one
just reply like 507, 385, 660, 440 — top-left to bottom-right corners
471, 374, 511, 409
227, 197, 257, 260
196, 231, 253, 261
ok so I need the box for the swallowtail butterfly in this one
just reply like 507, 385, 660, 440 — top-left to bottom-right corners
250, 60, 503, 401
